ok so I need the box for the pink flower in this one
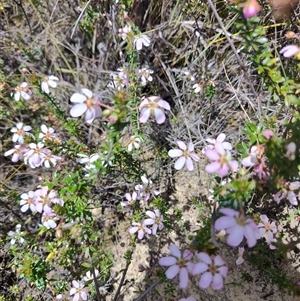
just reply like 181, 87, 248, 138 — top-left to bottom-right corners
159, 244, 194, 289
280, 45, 300, 58
11, 122, 33, 144
274, 181, 300, 206
202, 133, 232, 154
70, 280, 87, 301
236, 247, 245, 265
258, 214, 277, 249
139, 96, 170, 124
42, 208, 58, 229
23, 142, 48, 168
41, 150, 61, 168
129, 221, 151, 239
242, 145, 269, 180
4, 144, 27, 162
143, 209, 164, 235
215, 208, 259, 248
108, 67, 129, 90
242, 0, 262, 19
70, 88, 102, 123
20, 191, 36, 212
121, 192, 137, 212
118, 25, 131, 40
41, 75, 59, 94
35, 186, 63, 213
168, 141, 200, 171
192, 252, 228, 290
135, 175, 159, 202
205, 142, 238, 177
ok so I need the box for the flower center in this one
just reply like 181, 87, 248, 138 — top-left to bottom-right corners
177, 258, 186, 268
85, 97, 94, 108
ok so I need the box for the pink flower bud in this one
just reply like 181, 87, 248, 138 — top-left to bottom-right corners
243, 0, 262, 19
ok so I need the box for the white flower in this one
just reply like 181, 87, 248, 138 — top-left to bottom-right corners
70, 89, 102, 123
258, 214, 277, 249
134, 34, 151, 50
138, 67, 154, 86
127, 136, 141, 152
12, 82, 32, 101
70, 280, 87, 301
121, 192, 137, 212
135, 175, 159, 202
192, 83, 202, 93
168, 141, 200, 171
83, 269, 99, 283
41, 150, 61, 168
4, 144, 27, 162
41, 208, 58, 229
183, 71, 196, 82
41, 75, 59, 94
11, 122, 33, 144
108, 68, 129, 90
39, 124, 57, 141
143, 209, 164, 235
23, 142, 48, 168
20, 191, 36, 212
118, 25, 131, 40
8, 224, 25, 245
139, 96, 170, 124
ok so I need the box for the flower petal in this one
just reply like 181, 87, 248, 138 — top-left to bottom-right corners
165, 265, 180, 279
70, 103, 87, 117
159, 256, 176, 266
174, 156, 186, 170
169, 244, 181, 258
179, 267, 189, 289
139, 108, 151, 123
168, 149, 183, 158
199, 272, 213, 289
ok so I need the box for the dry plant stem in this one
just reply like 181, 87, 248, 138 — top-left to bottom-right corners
113, 248, 134, 301
133, 278, 161, 301
206, 0, 263, 119
70, 0, 92, 39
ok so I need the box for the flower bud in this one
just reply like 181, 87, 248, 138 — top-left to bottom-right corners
243, 0, 262, 19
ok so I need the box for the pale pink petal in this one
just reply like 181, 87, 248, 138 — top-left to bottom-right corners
216, 133, 226, 142
72, 280, 79, 288
179, 267, 189, 288
185, 157, 194, 171
157, 99, 170, 110
212, 273, 224, 290
73, 294, 79, 301
169, 244, 181, 258
199, 272, 213, 289
70, 103, 87, 117
227, 225, 244, 246
205, 149, 219, 161
244, 224, 258, 248
174, 156, 186, 170
143, 218, 155, 225
222, 142, 232, 150
129, 226, 139, 235
219, 208, 239, 217
146, 210, 156, 219
70, 288, 77, 295
139, 108, 151, 123
154, 108, 166, 124
218, 266, 228, 277
168, 149, 183, 158
85, 108, 96, 123
192, 262, 208, 275
165, 265, 180, 279
214, 255, 225, 266
260, 215, 268, 223
176, 141, 187, 150
205, 162, 221, 173
219, 165, 229, 177
81, 88, 93, 98
196, 252, 211, 264
70, 93, 86, 103
182, 249, 193, 260
215, 142, 225, 155
81, 291, 87, 300
159, 256, 177, 266
242, 156, 256, 167
137, 229, 144, 239
139, 98, 150, 108
190, 153, 200, 162
228, 160, 239, 172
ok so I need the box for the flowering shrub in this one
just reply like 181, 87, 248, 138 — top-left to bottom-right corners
2, 0, 300, 300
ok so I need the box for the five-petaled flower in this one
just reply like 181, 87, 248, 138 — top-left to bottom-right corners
135, 175, 159, 202
168, 141, 200, 171
70, 89, 102, 123
20, 191, 36, 213
139, 96, 170, 124
134, 34, 151, 50
143, 209, 164, 235
205, 142, 238, 177
202, 133, 232, 154
41, 75, 59, 94
70, 280, 87, 301
215, 208, 259, 248
192, 252, 228, 290
121, 192, 138, 212
127, 136, 141, 152
11, 122, 33, 144
12, 82, 32, 101
138, 67, 154, 86
8, 224, 25, 245
39, 124, 58, 141
129, 221, 151, 240
4, 144, 27, 162
159, 244, 194, 289
258, 214, 277, 249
